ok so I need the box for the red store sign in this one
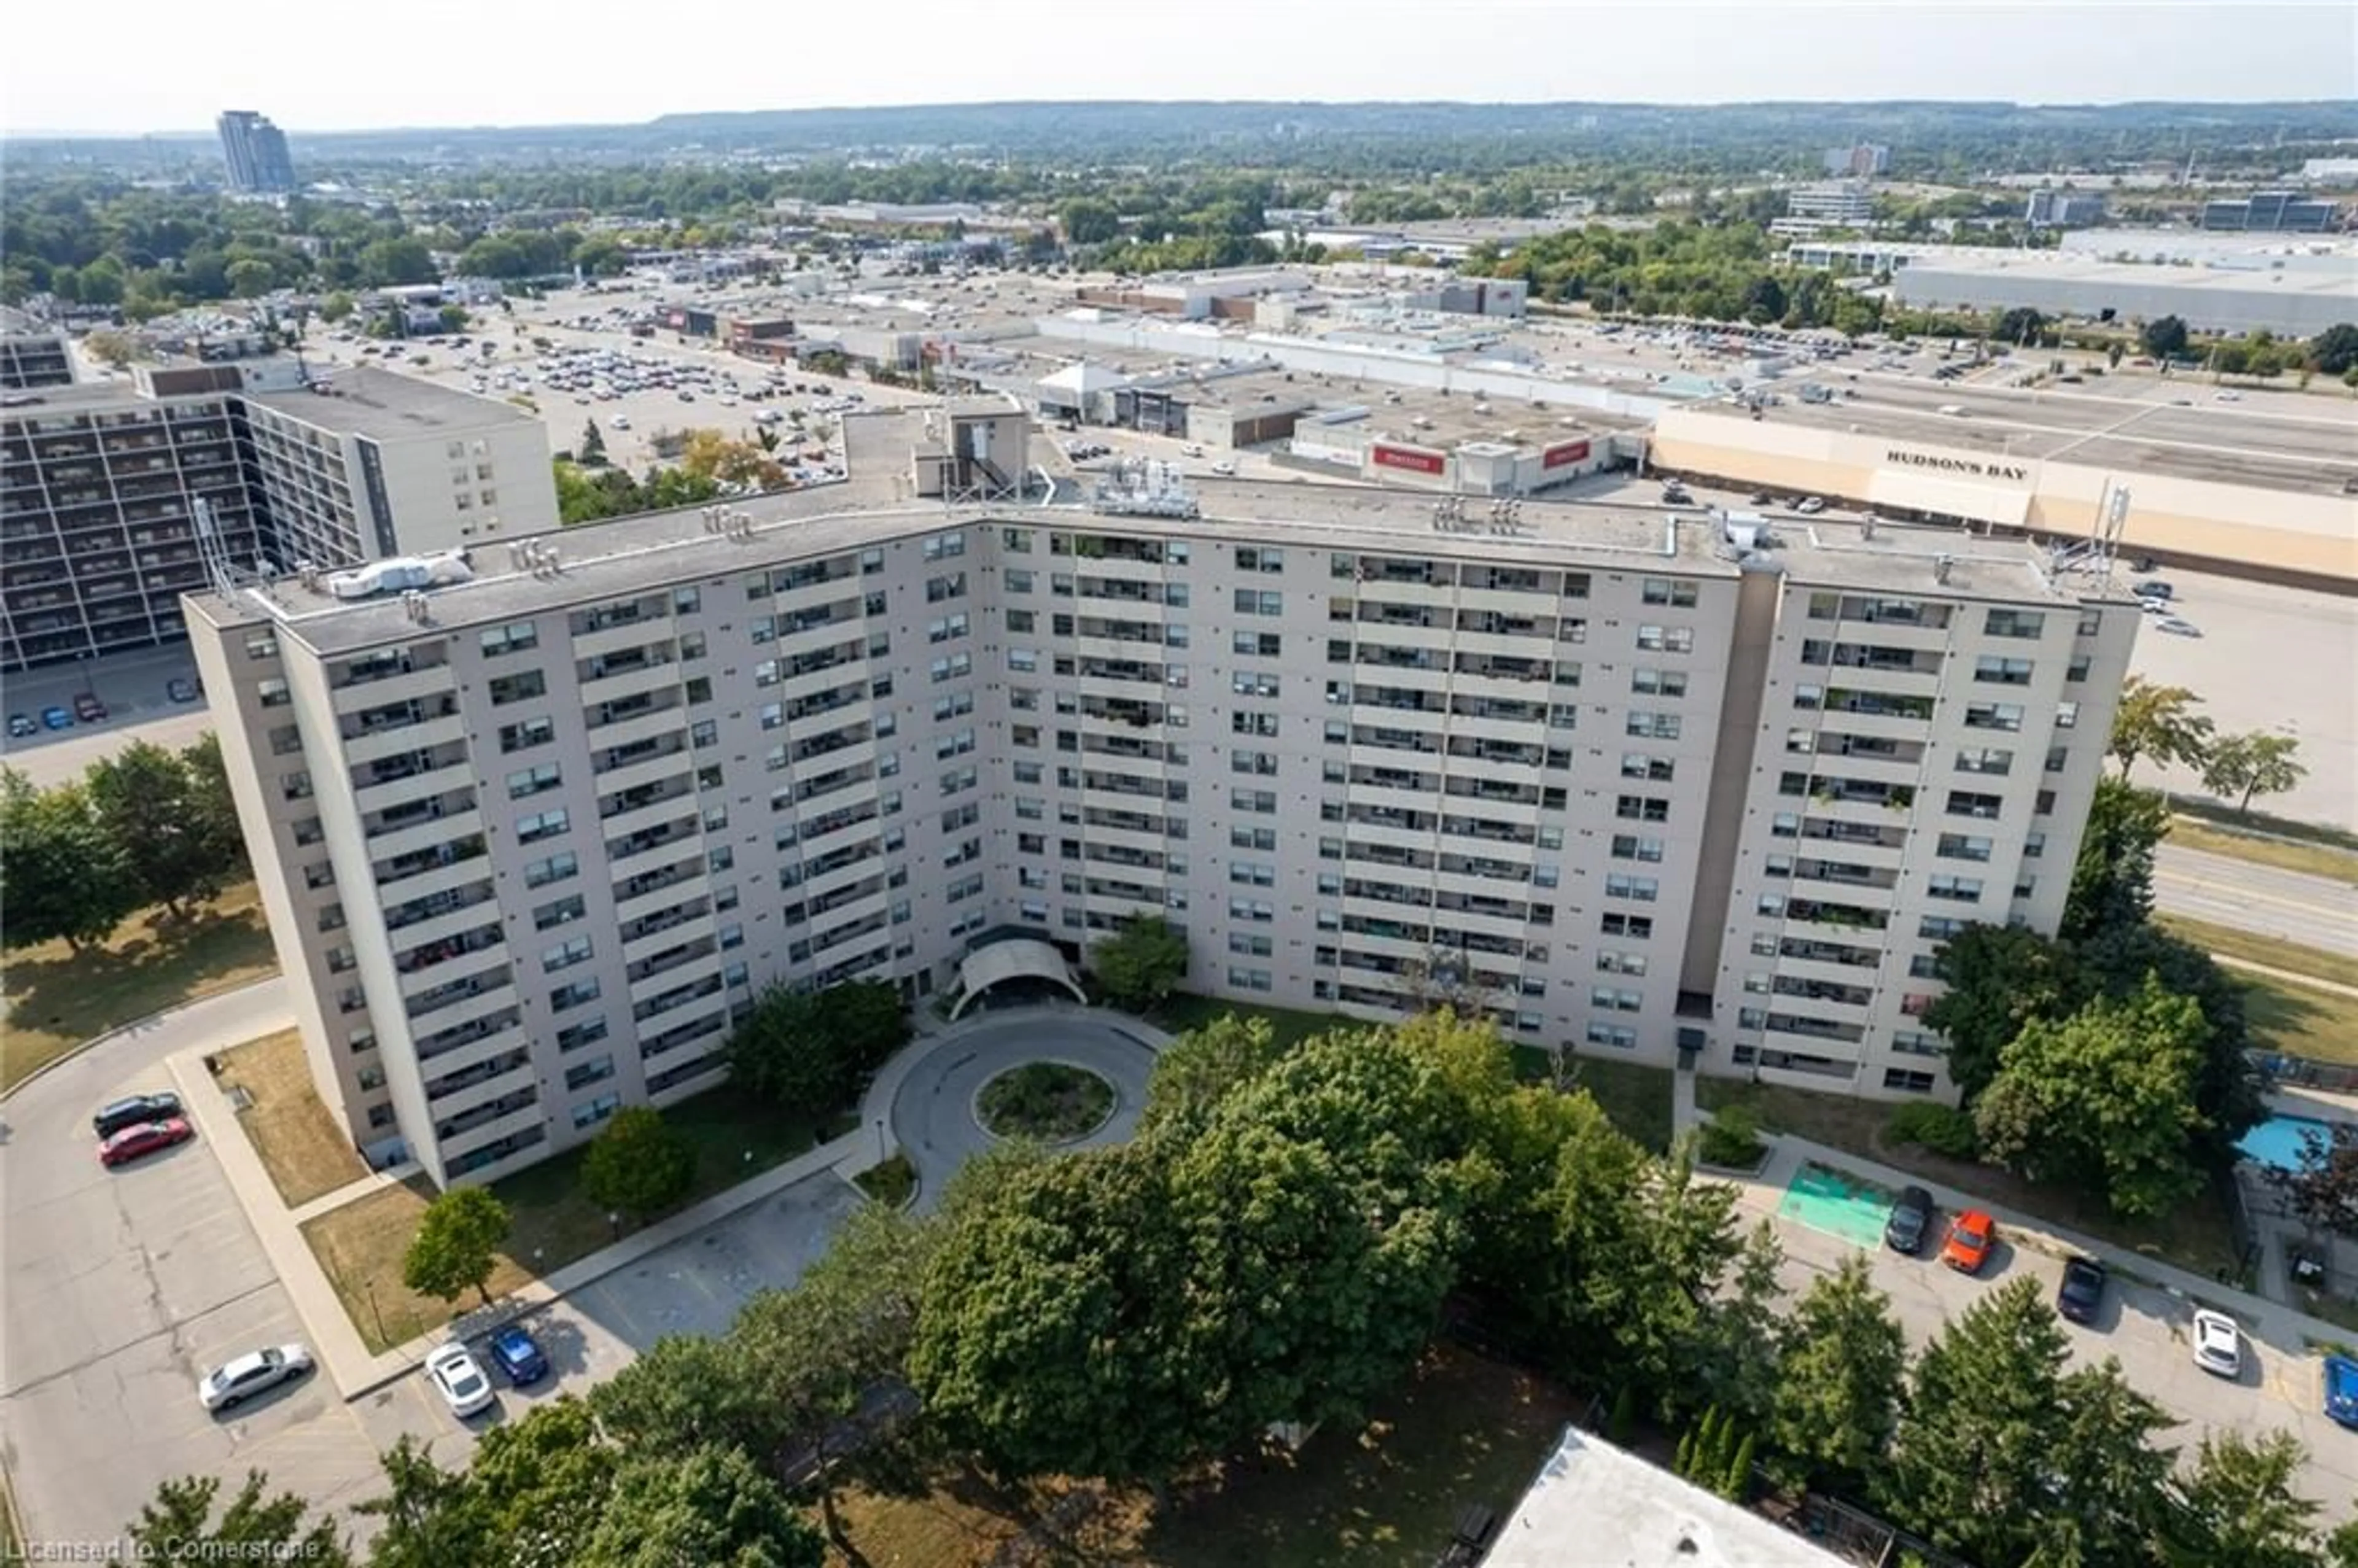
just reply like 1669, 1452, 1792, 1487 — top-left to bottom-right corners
1371, 443, 1447, 476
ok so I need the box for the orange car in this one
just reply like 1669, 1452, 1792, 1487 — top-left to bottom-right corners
1940, 1209, 1996, 1274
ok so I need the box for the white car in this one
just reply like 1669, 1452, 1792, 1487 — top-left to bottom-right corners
425, 1341, 497, 1418
1794, 495, 1828, 514
2155, 616, 2202, 638
611, 416, 631, 430
2191, 1309, 2241, 1378
198, 1343, 313, 1412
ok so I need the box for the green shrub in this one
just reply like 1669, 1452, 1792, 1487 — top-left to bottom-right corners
1887, 1102, 1980, 1160
1607, 1384, 1637, 1445
1697, 1104, 1764, 1167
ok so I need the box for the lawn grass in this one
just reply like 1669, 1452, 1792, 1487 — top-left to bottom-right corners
976, 1062, 1114, 1140
820, 1343, 1578, 1568
303, 1086, 854, 1353
1511, 1046, 1677, 1154
2157, 914, 2358, 993
1153, 993, 1350, 1052
2168, 799, 2358, 860
2167, 817, 2358, 886
1, 881, 279, 1090
218, 1028, 369, 1208
1695, 1079, 2244, 1280
2236, 971, 2358, 1068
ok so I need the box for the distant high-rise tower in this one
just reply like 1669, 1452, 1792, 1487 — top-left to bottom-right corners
1823, 142, 1891, 179
217, 110, 295, 194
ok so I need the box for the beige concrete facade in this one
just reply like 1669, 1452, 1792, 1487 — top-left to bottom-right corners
184, 409, 2136, 1187
1651, 406, 2358, 589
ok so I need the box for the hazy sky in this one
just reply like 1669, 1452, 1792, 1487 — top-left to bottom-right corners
6, 1, 2353, 134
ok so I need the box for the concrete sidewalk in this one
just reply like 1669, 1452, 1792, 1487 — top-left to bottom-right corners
1732, 1132, 2353, 1357
174, 1044, 874, 1400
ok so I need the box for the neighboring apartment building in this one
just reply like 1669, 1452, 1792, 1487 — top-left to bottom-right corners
0, 330, 75, 390
2200, 192, 2338, 233
1824, 143, 1891, 179
218, 110, 296, 195
2025, 190, 2109, 228
2, 363, 554, 672
184, 403, 2135, 1187
1784, 182, 1878, 226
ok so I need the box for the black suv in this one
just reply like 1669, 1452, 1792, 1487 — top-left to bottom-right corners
93, 1092, 184, 1139
2056, 1256, 2109, 1324
1884, 1185, 1936, 1254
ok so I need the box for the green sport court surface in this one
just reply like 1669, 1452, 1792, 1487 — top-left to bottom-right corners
1778, 1162, 1896, 1248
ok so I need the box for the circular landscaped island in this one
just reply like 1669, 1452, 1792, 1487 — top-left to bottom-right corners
974, 1061, 1118, 1142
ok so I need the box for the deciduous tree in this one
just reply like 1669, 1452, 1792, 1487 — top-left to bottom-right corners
2107, 675, 2213, 781
0, 770, 141, 952
2141, 314, 2190, 360
726, 979, 908, 1117
1137, 1011, 1286, 1143
2270, 1118, 2358, 1239
591, 1333, 782, 1464
2163, 1429, 2324, 1568
128, 1472, 351, 1567
1921, 923, 2077, 1101
1974, 976, 2212, 1217
1089, 914, 1189, 1011
2063, 774, 2168, 940
84, 740, 235, 918
2037, 1360, 2176, 1566
2200, 731, 2306, 818
581, 1445, 823, 1568
401, 1184, 510, 1308
580, 1106, 696, 1224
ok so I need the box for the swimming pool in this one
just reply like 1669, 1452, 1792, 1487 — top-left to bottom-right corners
2238, 1114, 2334, 1174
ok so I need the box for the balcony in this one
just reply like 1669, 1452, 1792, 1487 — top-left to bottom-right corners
579, 656, 679, 708
330, 663, 454, 716
403, 956, 512, 1020
436, 1100, 548, 1161
574, 617, 673, 661
365, 808, 486, 866
623, 910, 717, 965
346, 713, 466, 767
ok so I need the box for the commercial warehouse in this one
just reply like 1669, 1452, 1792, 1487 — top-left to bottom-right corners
1890, 253, 2358, 338
1649, 394, 2358, 590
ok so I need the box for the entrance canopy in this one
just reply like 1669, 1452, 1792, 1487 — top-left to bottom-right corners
1866, 470, 2032, 528
951, 937, 1086, 1020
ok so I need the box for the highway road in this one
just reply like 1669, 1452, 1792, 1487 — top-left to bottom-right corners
2155, 843, 2358, 960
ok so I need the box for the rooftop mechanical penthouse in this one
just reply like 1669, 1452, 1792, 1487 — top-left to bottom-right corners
182, 397, 2137, 1187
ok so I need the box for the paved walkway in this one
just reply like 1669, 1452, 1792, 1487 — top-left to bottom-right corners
2214, 954, 2358, 999
1671, 1067, 1700, 1141
1731, 1133, 2354, 1354
183, 999, 1170, 1400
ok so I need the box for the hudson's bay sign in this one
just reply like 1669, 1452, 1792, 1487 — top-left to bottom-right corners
1884, 445, 2031, 483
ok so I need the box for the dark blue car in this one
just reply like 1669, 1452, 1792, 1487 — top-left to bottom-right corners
2325, 1354, 2358, 1429
487, 1324, 548, 1386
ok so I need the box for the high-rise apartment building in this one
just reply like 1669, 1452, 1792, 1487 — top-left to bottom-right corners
1824, 143, 1891, 179
2025, 190, 2109, 228
185, 405, 2138, 1187
0, 329, 74, 390
217, 111, 297, 195
3, 363, 555, 671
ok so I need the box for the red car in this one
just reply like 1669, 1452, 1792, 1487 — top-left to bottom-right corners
98, 1117, 193, 1168
1940, 1209, 1996, 1275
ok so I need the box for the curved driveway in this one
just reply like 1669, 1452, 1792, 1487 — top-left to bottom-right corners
873, 1009, 1165, 1209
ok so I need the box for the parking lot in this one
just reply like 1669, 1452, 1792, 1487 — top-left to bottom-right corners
1748, 1149, 2357, 1527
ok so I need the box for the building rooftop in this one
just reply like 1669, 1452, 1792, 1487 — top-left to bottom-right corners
1898, 250, 2358, 308
183, 406, 2108, 660
1711, 376, 2358, 496
241, 365, 540, 441
1484, 1428, 1845, 1568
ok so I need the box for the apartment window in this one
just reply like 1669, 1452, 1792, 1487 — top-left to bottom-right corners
257, 678, 291, 708
1586, 1023, 1639, 1049
1937, 834, 1993, 863
515, 808, 570, 843
1615, 794, 1670, 823
549, 979, 602, 1012
1955, 747, 2014, 777
2055, 701, 2080, 731
1641, 578, 1698, 607
1634, 625, 1694, 653
930, 653, 973, 683
571, 1093, 622, 1130
524, 851, 579, 888
1007, 648, 1039, 673
1595, 949, 1649, 977
480, 622, 539, 656
244, 632, 279, 660
1984, 609, 2045, 640
927, 613, 970, 643
1974, 656, 2034, 686
1964, 702, 2024, 732
1233, 588, 1283, 616
1620, 754, 1675, 782
1626, 712, 1681, 740
1631, 668, 1688, 697
1232, 671, 1280, 698
1232, 632, 1283, 658
1003, 527, 1034, 553
1228, 897, 1275, 923
533, 894, 586, 930
1005, 608, 1036, 634
1232, 825, 1277, 852
1928, 875, 1983, 903
1230, 789, 1277, 814
922, 530, 967, 561
1229, 861, 1275, 887
1590, 986, 1644, 1013
1610, 835, 1665, 863
499, 716, 554, 753
542, 936, 593, 972
1605, 875, 1659, 902
1235, 546, 1284, 573
489, 670, 547, 705
926, 572, 968, 603
507, 763, 562, 799
1227, 968, 1274, 993
1229, 932, 1274, 957
1883, 1069, 1939, 1095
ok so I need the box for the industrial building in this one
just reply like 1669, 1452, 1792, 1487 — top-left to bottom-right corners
1773, 182, 1879, 237
216, 110, 295, 195
3, 362, 554, 672
184, 399, 2132, 1186
1889, 252, 2358, 338
2024, 189, 2108, 228
2201, 192, 2339, 233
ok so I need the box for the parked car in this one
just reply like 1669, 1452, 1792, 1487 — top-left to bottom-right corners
487, 1324, 549, 1385
7, 713, 34, 737
1939, 1209, 1996, 1274
166, 677, 199, 704
1748, 491, 1774, 505
2190, 1310, 2242, 1378
2129, 557, 2158, 573
2056, 1256, 2108, 1324
2130, 581, 2174, 601
426, 1342, 497, 1418
2325, 1354, 2358, 1429
2155, 617, 2202, 638
99, 1117, 194, 1168
198, 1343, 313, 1412
1884, 1186, 1937, 1254
93, 1091, 185, 1138
1211, 460, 1237, 476
41, 705, 72, 731
1794, 495, 1827, 514
72, 693, 106, 721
